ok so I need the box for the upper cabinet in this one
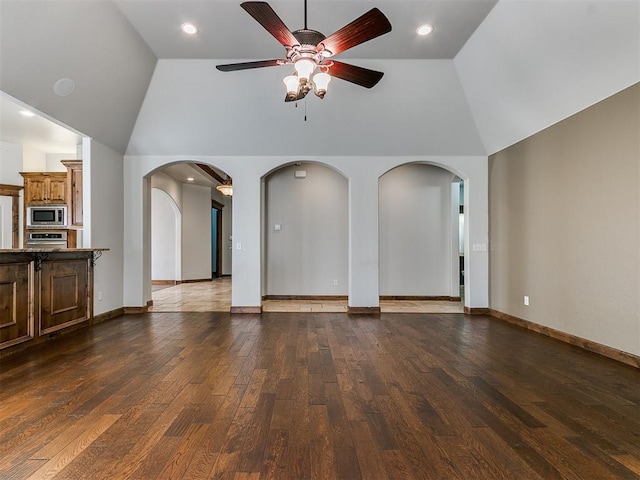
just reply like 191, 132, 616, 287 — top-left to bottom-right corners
20, 172, 67, 205
61, 160, 83, 226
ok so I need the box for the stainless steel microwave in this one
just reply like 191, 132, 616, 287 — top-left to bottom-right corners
26, 205, 67, 227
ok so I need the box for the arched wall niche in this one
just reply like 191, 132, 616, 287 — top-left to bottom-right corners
262, 162, 349, 297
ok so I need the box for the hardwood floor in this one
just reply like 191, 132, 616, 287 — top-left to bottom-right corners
1, 312, 638, 479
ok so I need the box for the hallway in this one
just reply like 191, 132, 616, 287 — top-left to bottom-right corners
150, 278, 464, 313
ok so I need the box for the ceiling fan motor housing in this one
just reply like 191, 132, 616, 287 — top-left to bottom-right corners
289, 29, 331, 64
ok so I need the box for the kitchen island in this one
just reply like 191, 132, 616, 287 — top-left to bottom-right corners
0, 248, 108, 351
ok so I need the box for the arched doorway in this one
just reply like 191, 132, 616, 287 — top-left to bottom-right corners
147, 162, 233, 311
378, 163, 464, 312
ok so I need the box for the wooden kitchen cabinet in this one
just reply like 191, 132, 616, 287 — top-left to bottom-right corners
61, 160, 83, 226
0, 249, 106, 351
39, 255, 90, 335
0, 257, 34, 349
20, 172, 67, 205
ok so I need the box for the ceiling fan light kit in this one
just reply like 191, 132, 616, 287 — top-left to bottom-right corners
216, 1, 392, 102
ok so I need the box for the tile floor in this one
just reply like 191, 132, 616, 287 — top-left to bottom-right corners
149, 277, 464, 313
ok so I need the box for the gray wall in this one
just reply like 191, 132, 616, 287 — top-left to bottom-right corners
489, 83, 639, 355
265, 163, 348, 296
379, 164, 457, 296
182, 184, 212, 281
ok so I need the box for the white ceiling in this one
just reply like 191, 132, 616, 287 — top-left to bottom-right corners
0, 93, 82, 154
115, 0, 497, 60
0, 0, 637, 159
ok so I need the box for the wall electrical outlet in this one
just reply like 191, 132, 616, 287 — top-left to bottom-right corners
98, 291, 103, 301
524, 295, 529, 306
332, 279, 338, 286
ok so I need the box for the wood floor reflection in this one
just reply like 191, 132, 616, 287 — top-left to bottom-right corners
150, 278, 464, 313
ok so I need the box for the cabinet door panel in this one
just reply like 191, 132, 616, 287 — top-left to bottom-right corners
71, 169, 83, 225
0, 262, 34, 348
25, 178, 47, 204
40, 258, 89, 334
47, 177, 67, 204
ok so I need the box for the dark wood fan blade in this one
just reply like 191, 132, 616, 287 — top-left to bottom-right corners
318, 8, 391, 56
216, 59, 284, 72
241, 2, 299, 48
327, 60, 384, 88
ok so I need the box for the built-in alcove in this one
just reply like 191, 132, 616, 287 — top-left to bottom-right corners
262, 163, 348, 297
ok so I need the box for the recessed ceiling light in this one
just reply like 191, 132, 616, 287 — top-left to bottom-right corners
181, 23, 198, 35
416, 24, 434, 36
19, 110, 36, 117
186, 177, 195, 182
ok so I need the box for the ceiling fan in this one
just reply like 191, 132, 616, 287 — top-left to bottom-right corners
216, 1, 392, 102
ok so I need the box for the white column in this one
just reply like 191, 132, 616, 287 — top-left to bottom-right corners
348, 170, 379, 308
450, 181, 461, 299
123, 160, 149, 308
464, 168, 489, 310
231, 171, 262, 310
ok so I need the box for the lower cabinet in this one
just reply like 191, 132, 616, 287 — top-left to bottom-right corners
0, 251, 93, 350
0, 259, 33, 349
40, 257, 90, 335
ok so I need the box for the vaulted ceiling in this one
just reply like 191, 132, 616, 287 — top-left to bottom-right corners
1, 0, 638, 157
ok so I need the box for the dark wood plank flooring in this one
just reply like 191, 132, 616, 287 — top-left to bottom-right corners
1, 312, 639, 479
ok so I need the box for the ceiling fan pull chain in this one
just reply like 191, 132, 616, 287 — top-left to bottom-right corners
304, 99, 307, 122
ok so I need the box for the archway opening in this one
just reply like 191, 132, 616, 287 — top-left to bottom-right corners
378, 163, 464, 313
147, 161, 233, 311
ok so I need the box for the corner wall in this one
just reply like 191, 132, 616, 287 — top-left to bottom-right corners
83, 138, 124, 315
489, 83, 640, 356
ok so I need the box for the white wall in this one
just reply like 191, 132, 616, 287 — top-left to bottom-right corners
265, 163, 348, 296
181, 183, 212, 281
45, 153, 75, 172
379, 164, 456, 296
151, 187, 180, 281
22, 145, 46, 171
151, 171, 183, 210
126, 59, 485, 157
0, 141, 23, 185
0, 196, 12, 249
83, 137, 124, 315
123, 155, 488, 311
218, 192, 232, 276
